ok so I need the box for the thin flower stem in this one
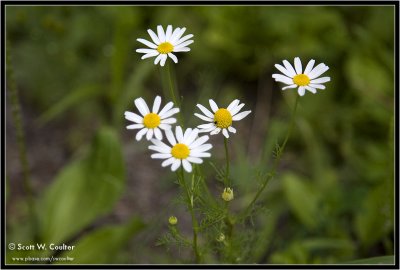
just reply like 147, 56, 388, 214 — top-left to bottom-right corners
164, 62, 184, 126
241, 95, 300, 219
179, 167, 201, 263
223, 137, 230, 187
6, 39, 39, 241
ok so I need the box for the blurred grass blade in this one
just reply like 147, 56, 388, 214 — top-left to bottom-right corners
344, 255, 395, 264
38, 127, 125, 244
38, 83, 103, 124
57, 217, 145, 264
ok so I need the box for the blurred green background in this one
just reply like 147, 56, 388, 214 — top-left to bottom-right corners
5, 5, 395, 264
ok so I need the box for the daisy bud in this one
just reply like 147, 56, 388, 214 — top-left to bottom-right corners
168, 216, 178, 225
222, 187, 234, 202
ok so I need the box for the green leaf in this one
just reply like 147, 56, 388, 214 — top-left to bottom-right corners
282, 173, 319, 229
38, 127, 126, 244
354, 183, 393, 247
38, 83, 104, 124
57, 217, 145, 264
344, 255, 394, 264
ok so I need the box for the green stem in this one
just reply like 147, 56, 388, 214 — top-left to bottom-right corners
6, 39, 39, 241
242, 95, 299, 218
163, 62, 184, 126
180, 167, 201, 263
223, 137, 230, 187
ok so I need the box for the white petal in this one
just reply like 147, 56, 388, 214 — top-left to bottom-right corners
176, 126, 184, 142
146, 129, 154, 140
165, 25, 173, 41
147, 29, 160, 45
162, 157, 175, 167
209, 99, 219, 113
198, 123, 214, 129
170, 27, 186, 44
168, 53, 178, 63
183, 128, 193, 141
298, 86, 306, 96
174, 40, 194, 49
136, 48, 157, 54
222, 129, 229, 138
173, 47, 190, 52
149, 145, 171, 154
152, 96, 161, 113
158, 101, 174, 116
191, 143, 212, 153
154, 127, 163, 140
210, 128, 221, 135
161, 118, 177, 124
274, 63, 294, 78
190, 152, 211, 158
134, 98, 150, 116
137, 38, 157, 49
174, 34, 194, 46
194, 113, 213, 122
189, 135, 209, 149
171, 159, 181, 171
127, 124, 144, 129
272, 74, 293, 85
154, 54, 163, 65
196, 104, 214, 118
125, 111, 143, 123
227, 99, 240, 111
159, 123, 172, 130
135, 128, 148, 141
309, 83, 326, 90
151, 153, 172, 159
141, 51, 159, 60
308, 63, 329, 79
165, 129, 177, 145
160, 54, 168, 67
305, 86, 317, 94
232, 110, 251, 121
160, 108, 179, 119
199, 127, 216, 133
228, 126, 236, 133
229, 103, 245, 116
169, 27, 181, 43
282, 84, 298, 90
157, 25, 166, 43
182, 159, 192, 173
310, 77, 330, 84
282, 60, 297, 77
187, 156, 203, 164
150, 139, 171, 150
303, 59, 315, 75
294, 57, 302, 74
184, 129, 199, 145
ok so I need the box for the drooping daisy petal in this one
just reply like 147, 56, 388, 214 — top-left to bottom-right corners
273, 57, 330, 96
136, 128, 148, 141
182, 159, 192, 172
228, 126, 236, 133
160, 54, 168, 67
146, 129, 154, 140
154, 127, 163, 140
222, 129, 230, 138
162, 157, 175, 167
168, 53, 178, 63
171, 159, 181, 171
141, 51, 159, 60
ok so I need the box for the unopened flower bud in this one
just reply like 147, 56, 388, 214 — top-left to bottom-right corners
216, 233, 225, 242
222, 187, 234, 201
168, 216, 178, 225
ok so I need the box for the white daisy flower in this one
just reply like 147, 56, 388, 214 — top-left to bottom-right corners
194, 99, 251, 139
149, 126, 212, 173
124, 96, 179, 141
136, 25, 194, 67
272, 57, 330, 96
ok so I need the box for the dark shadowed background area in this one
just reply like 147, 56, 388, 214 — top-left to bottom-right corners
5, 5, 395, 264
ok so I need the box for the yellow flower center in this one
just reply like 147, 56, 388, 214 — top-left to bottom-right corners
143, 113, 160, 128
293, 74, 310, 86
171, 143, 190, 159
214, 108, 232, 129
157, 42, 174, 54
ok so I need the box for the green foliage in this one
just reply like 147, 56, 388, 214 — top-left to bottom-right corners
38, 127, 126, 244
344, 255, 395, 265
57, 217, 145, 264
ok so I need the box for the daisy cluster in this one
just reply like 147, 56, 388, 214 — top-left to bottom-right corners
126, 25, 331, 173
